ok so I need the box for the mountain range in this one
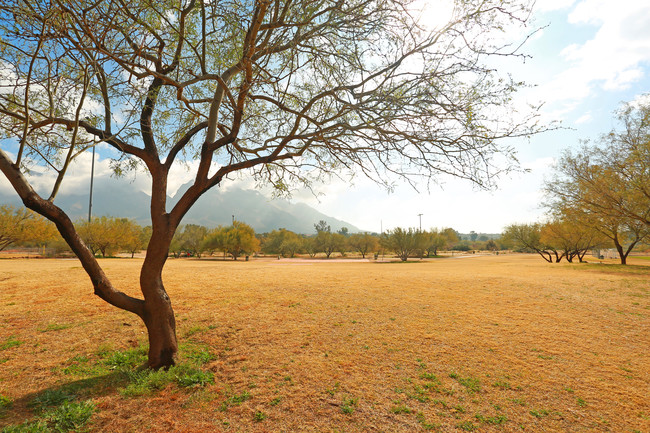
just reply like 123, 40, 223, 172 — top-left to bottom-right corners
0, 181, 362, 234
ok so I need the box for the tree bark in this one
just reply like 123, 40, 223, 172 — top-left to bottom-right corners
140, 222, 179, 368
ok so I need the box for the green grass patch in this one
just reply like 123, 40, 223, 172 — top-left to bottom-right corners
449, 372, 481, 394
220, 391, 251, 411
0, 336, 23, 351
390, 404, 412, 414
28, 389, 76, 412
44, 400, 95, 432
38, 323, 72, 333
120, 364, 213, 397
341, 397, 358, 414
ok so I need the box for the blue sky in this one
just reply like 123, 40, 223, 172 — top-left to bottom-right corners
2, 1, 649, 234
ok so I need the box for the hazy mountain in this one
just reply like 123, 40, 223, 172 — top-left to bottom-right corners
0, 181, 361, 234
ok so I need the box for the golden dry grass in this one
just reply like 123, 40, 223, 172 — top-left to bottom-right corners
0, 254, 648, 432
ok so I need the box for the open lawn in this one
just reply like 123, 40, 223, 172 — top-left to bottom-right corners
0, 254, 648, 432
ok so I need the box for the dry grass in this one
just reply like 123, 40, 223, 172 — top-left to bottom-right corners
0, 254, 648, 432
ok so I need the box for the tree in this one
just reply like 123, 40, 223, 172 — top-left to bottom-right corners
502, 223, 558, 263
442, 228, 460, 251
77, 216, 120, 257
423, 229, 446, 257
222, 221, 260, 260
179, 224, 209, 258
261, 228, 302, 257
539, 219, 603, 263
0, 0, 541, 368
314, 221, 331, 234
381, 227, 426, 261
0, 205, 56, 251
546, 100, 650, 229
485, 239, 498, 251
314, 230, 344, 258
348, 232, 379, 258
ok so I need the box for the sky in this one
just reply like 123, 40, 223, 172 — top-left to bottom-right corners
300, 0, 650, 233
2, 0, 650, 234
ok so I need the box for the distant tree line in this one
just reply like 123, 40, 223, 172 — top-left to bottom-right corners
1, 209, 508, 260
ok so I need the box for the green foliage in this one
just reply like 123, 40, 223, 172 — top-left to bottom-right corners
0, 206, 56, 252
76, 217, 144, 257
380, 227, 427, 261
253, 411, 267, 422
203, 221, 259, 260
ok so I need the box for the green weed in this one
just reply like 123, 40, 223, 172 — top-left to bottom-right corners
220, 391, 251, 411
38, 323, 72, 333
253, 411, 267, 422
0, 337, 22, 351
530, 409, 550, 418
390, 404, 412, 414
457, 421, 477, 431
450, 373, 481, 394
416, 412, 440, 430
341, 397, 358, 414
44, 400, 95, 432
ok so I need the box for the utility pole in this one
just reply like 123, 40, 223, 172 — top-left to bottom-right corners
232, 214, 235, 224
88, 143, 96, 222
417, 213, 423, 231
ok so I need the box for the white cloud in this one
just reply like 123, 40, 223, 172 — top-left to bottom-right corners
535, 0, 578, 13
533, 0, 650, 112
575, 113, 593, 124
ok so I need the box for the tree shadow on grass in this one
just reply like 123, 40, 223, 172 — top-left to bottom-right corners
0, 370, 129, 429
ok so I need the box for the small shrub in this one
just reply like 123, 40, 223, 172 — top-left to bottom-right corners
253, 411, 267, 422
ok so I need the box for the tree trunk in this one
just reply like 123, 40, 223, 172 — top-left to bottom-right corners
140, 226, 179, 369
613, 236, 627, 265
142, 286, 178, 369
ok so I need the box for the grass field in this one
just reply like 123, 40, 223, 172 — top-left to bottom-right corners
0, 254, 648, 432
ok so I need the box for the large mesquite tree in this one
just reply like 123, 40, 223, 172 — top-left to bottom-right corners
0, 0, 539, 368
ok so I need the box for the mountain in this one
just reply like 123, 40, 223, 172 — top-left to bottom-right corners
0, 181, 361, 234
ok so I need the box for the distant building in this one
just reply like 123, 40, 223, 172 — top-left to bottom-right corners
592, 249, 620, 259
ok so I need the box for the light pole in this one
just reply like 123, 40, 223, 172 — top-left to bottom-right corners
88, 142, 96, 222
417, 213, 423, 231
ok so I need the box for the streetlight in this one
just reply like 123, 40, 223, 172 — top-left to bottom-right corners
88, 141, 96, 222
417, 213, 423, 231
